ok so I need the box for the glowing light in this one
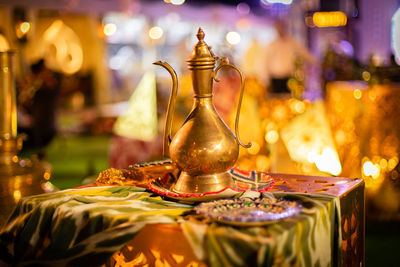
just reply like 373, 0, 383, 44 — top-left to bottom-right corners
42, 20, 83, 74
313, 147, 342, 176
265, 130, 279, 144
149, 26, 163, 40
164, 0, 171, 2
12, 156, 19, 163
237, 2, 250, 14
226, 31, 241, 45
263, 0, 293, 5
0, 34, 9, 51
313, 11, 347, 28
44, 171, 51, 180
113, 71, 158, 141
289, 99, 306, 113
388, 157, 398, 170
103, 23, 117, 36
362, 71, 371, 81
248, 141, 260, 155
19, 22, 31, 34
171, 0, 185, 5
363, 161, 380, 178
13, 190, 21, 203
353, 89, 362, 99
380, 158, 388, 169
368, 90, 377, 101
256, 155, 269, 171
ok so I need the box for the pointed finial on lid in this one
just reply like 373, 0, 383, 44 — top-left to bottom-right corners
197, 28, 205, 42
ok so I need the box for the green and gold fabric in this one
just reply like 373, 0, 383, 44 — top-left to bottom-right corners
0, 186, 341, 266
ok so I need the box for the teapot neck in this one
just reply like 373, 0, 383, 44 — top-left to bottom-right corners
191, 68, 214, 97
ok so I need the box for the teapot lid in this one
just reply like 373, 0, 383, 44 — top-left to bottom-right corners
187, 28, 217, 70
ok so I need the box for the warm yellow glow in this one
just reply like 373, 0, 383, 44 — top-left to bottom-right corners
103, 23, 117, 36
13, 190, 21, 203
149, 26, 163, 40
379, 158, 388, 169
265, 122, 277, 132
256, 155, 269, 171
42, 20, 83, 74
19, 22, 31, 34
248, 141, 260, 155
113, 71, 158, 141
226, 31, 241, 45
265, 130, 279, 144
353, 89, 362, 99
362, 71, 371, 81
313, 147, 342, 176
44, 171, 51, 180
171, 0, 185, 5
363, 161, 380, 178
164, 0, 171, 3
0, 34, 9, 51
368, 90, 377, 101
388, 157, 398, 170
289, 99, 306, 113
313, 11, 347, 28
12, 156, 19, 163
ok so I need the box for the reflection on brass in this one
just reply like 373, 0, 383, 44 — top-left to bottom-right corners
154, 28, 251, 194
0, 51, 51, 226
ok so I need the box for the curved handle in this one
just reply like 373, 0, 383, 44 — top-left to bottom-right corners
153, 61, 178, 157
214, 58, 251, 148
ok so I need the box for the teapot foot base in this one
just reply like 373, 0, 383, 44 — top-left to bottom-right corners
172, 171, 234, 194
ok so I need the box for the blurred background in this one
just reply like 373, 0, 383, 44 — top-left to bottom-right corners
0, 0, 399, 265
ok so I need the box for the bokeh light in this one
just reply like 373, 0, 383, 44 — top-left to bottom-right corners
248, 141, 260, 155
19, 22, 31, 34
262, 0, 293, 5
353, 89, 362, 99
171, 0, 185, 5
149, 26, 163, 40
226, 31, 241, 45
313, 11, 347, 28
265, 130, 279, 144
237, 2, 250, 15
104, 23, 117, 36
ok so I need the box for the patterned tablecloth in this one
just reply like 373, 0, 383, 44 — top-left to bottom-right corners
0, 186, 341, 266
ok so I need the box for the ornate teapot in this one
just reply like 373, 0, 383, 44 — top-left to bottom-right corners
154, 28, 250, 194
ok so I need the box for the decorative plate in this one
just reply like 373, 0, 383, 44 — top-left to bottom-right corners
195, 197, 302, 226
148, 168, 274, 203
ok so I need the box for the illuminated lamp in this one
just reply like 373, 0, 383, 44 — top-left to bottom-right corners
113, 71, 158, 141
313, 11, 347, 28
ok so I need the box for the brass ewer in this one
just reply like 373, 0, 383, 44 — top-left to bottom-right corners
154, 28, 251, 194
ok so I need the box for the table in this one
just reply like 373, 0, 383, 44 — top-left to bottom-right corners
0, 173, 364, 267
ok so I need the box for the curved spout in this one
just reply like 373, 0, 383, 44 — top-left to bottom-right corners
153, 61, 178, 158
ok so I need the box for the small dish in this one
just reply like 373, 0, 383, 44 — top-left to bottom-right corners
195, 198, 302, 226
148, 168, 274, 203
